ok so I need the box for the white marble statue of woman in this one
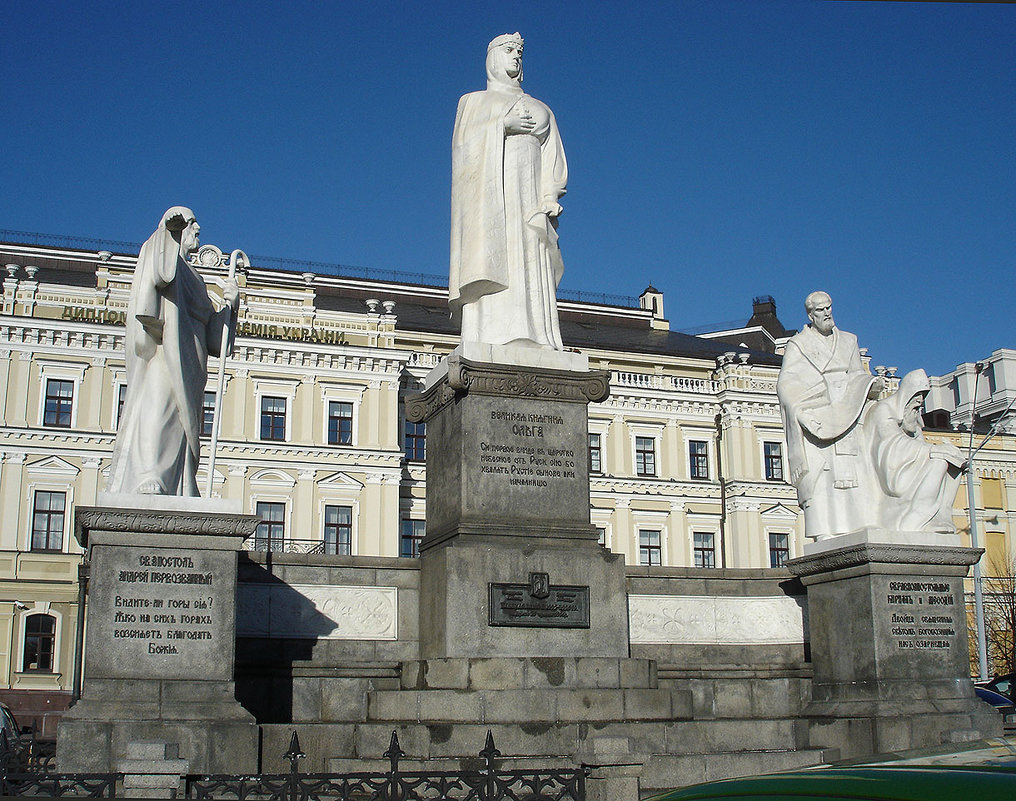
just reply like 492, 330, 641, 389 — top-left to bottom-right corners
107, 206, 239, 496
449, 33, 568, 350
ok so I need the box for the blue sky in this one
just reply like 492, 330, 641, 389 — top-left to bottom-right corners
2, 1, 1012, 377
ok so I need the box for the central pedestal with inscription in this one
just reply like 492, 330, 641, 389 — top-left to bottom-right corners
406, 354, 627, 659
57, 501, 260, 774
788, 538, 1001, 759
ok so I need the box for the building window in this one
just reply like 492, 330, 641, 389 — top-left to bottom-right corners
400, 519, 426, 558
588, 433, 602, 474
596, 527, 606, 547
635, 437, 656, 477
404, 420, 426, 461
689, 440, 709, 480
22, 614, 56, 672
763, 442, 784, 481
254, 502, 285, 551
323, 505, 352, 555
693, 532, 716, 568
43, 379, 74, 427
31, 490, 65, 552
202, 391, 216, 437
638, 530, 662, 566
328, 401, 353, 446
769, 533, 790, 567
260, 396, 287, 441
116, 384, 127, 428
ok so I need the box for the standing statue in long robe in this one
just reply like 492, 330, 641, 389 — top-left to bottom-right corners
449, 32, 568, 350
777, 291, 884, 539
868, 369, 965, 532
107, 207, 239, 496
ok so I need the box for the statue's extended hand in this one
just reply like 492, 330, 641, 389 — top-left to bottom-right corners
223, 278, 240, 310
164, 212, 188, 232
504, 105, 536, 135
540, 201, 564, 218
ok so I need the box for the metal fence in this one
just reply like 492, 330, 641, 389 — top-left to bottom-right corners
1, 729, 586, 800
188, 731, 586, 801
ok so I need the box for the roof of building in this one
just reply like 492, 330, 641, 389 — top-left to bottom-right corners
1, 240, 783, 367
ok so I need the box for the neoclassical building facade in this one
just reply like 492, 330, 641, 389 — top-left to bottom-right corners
1, 235, 1012, 725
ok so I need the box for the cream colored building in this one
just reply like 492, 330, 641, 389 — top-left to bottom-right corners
9, 236, 1008, 723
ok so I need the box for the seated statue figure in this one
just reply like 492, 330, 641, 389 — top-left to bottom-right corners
867, 369, 966, 533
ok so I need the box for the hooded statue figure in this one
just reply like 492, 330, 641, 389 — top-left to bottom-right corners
449, 32, 568, 350
867, 368, 966, 532
107, 207, 239, 496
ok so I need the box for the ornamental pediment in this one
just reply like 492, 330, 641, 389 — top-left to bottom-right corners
249, 468, 297, 487
316, 471, 365, 490
760, 502, 799, 521
26, 455, 80, 476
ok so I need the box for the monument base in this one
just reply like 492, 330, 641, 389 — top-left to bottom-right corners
407, 355, 625, 659
58, 502, 260, 773
788, 540, 1001, 758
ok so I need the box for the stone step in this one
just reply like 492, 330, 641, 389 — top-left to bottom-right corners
260, 720, 831, 782
640, 747, 835, 795
367, 687, 692, 724
400, 657, 657, 690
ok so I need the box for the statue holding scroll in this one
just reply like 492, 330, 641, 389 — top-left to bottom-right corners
449, 32, 568, 351
777, 291, 884, 538
107, 207, 239, 496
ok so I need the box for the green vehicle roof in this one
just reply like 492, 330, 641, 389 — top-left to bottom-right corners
644, 765, 1016, 801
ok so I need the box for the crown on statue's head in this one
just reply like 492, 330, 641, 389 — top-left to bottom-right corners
487, 32, 523, 52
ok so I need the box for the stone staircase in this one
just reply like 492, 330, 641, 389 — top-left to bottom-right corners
258, 657, 835, 797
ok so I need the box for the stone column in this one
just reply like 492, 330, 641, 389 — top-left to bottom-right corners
788, 537, 1002, 758
58, 498, 260, 773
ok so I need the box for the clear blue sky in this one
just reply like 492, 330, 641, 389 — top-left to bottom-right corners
2, 1, 1012, 377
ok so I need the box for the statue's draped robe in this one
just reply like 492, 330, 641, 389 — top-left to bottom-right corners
107, 218, 232, 496
450, 82, 567, 349
777, 325, 877, 538
868, 371, 962, 532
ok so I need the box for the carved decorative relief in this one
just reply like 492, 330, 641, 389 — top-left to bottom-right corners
237, 583, 397, 640
787, 543, 981, 577
74, 507, 260, 545
628, 594, 807, 645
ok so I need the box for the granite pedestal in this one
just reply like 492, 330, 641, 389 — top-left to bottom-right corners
58, 500, 260, 773
406, 355, 626, 659
788, 536, 1002, 758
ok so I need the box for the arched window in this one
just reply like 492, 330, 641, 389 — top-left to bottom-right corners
22, 614, 56, 672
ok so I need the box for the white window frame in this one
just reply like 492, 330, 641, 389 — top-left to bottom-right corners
320, 383, 365, 448
319, 493, 361, 556
766, 530, 792, 567
629, 424, 663, 479
588, 418, 610, 476
250, 495, 291, 550
686, 515, 720, 569
682, 428, 715, 481
37, 361, 87, 429
757, 433, 788, 483
23, 475, 75, 554
16, 604, 62, 676
632, 509, 669, 567
253, 378, 298, 443
591, 508, 613, 549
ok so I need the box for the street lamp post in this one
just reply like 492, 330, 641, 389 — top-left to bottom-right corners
965, 361, 989, 680
964, 360, 1016, 681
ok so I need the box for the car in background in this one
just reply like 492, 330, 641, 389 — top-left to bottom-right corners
975, 686, 1016, 730
979, 672, 1015, 701
643, 765, 1016, 801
